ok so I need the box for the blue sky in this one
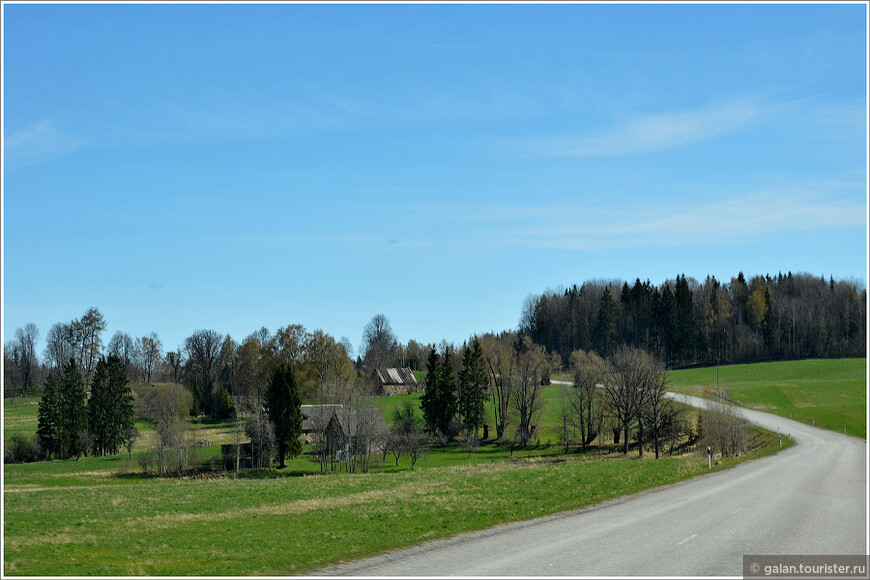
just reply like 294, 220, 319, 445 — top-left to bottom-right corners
3, 2, 867, 357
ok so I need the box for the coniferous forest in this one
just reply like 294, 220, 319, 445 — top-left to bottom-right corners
520, 272, 866, 368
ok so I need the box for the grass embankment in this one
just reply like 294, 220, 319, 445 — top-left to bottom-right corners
667, 358, 867, 439
4, 427, 783, 576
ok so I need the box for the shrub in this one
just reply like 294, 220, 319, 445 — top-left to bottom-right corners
4, 433, 43, 463
703, 401, 748, 458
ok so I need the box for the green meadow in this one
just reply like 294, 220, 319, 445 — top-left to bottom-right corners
666, 358, 867, 439
4, 430, 783, 576
8, 357, 857, 575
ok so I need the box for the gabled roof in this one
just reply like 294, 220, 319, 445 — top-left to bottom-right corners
371, 367, 417, 386
326, 407, 390, 439
301, 404, 343, 433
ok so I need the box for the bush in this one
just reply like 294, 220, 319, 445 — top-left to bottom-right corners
703, 401, 748, 458
4, 433, 43, 463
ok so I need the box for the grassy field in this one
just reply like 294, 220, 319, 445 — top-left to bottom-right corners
667, 358, 867, 439
4, 428, 784, 576
7, 357, 854, 575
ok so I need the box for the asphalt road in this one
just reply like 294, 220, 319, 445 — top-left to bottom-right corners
317, 393, 867, 576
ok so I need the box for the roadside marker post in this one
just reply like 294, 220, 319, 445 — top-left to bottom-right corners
707, 446, 712, 471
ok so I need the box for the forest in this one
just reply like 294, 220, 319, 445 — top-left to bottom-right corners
519, 271, 866, 368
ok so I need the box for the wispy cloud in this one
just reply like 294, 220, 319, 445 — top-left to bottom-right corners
390, 184, 865, 252
514, 100, 760, 157
211, 183, 864, 256
4, 121, 83, 169
501, 188, 865, 251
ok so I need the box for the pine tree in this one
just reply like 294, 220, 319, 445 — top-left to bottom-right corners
266, 364, 302, 468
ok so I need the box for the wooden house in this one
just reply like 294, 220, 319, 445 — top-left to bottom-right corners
300, 404, 343, 443
370, 367, 418, 395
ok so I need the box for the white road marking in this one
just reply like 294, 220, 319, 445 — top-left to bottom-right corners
675, 533, 698, 546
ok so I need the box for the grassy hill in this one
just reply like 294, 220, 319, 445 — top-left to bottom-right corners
667, 358, 866, 439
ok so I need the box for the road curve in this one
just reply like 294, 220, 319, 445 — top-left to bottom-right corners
316, 393, 867, 576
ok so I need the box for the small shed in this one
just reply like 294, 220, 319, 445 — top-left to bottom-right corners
370, 368, 417, 395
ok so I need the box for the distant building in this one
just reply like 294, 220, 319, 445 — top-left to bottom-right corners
300, 404, 343, 443
370, 367, 417, 395
324, 407, 390, 457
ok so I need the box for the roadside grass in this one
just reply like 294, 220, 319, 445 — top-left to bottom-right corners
3, 361, 800, 576
667, 359, 866, 439
4, 426, 784, 576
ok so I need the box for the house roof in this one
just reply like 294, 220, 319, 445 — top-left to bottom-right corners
326, 407, 390, 439
301, 404, 343, 433
371, 367, 417, 386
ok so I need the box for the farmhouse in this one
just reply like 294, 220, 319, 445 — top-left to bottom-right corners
301, 404, 343, 443
370, 367, 417, 395
324, 407, 390, 457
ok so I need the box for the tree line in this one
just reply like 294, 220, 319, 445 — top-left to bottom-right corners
7, 268, 862, 468
413, 333, 695, 460
4, 308, 407, 471
520, 272, 866, 368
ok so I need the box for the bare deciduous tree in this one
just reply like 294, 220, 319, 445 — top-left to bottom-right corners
108, 331, 137, 380
479, 332, 515, 441
703, 390, 748, 458
184, 329, 225, 415
164, 349, 184, 384
570, 349, 607, 449
605, 346, 646, 455
73, 307, 107, 381
511, 335, 551, 446
138, 332, 163, 385
43, 322, 73, 372
13, 323, 39, 394
360, 314, 398, 371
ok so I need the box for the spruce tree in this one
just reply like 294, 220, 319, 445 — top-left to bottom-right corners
420, 345, 458, 438
37, 369, 63, 459
595, 287, 618, 358
38, 358, 88, 459
88, 355, 134, 456
435, 345, 457, 437
88, 359, 110, 456
674, 274, 695, 364
266, 364, 302, 468
458, 339, 487, 437
62, 359, 89, 459
420, 346, 441, 435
